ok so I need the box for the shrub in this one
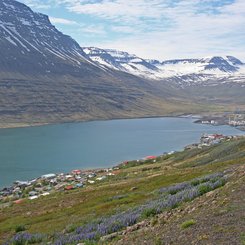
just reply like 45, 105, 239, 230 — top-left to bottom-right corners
151, 217, 158, 226
240, 233, 245, 245
154, 237, 164, 245
181, 219, 196, 229
198, 184, 212, 195
5, 172, 226, 245
141, 208, 157, 218
15, 225, 26, 233
5, 233, 44, 245
65, 224, 77, 233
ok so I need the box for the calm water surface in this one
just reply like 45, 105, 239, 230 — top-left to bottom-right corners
0, 117, 243, 187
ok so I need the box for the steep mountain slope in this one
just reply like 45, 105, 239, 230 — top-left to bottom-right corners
0, 0, 197, 127
0, 0, 94, 75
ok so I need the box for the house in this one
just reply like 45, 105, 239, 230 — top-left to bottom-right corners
29, 191, 38, 196
96, 176, 106, 181
40, 192, 50, 197
14, 181, 30, 188
76, 183, 83, 188
185, 144, 198, 150
65, 174, 73, 180
72, 169, 82, 175
65, 185, 74, 190
41, 174, 56, 179
28, 195, 39, 200
107, 172, 115, 176
168, 151, 175, 155
145, 156, 157, 160
88, 173, 96, 178
13, 199, 24, 204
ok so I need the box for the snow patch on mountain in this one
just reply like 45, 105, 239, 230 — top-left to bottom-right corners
83, 47, 245, 86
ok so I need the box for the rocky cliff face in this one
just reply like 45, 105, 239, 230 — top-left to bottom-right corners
0, 0, 95, 75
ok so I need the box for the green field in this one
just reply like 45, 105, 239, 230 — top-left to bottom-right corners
1, 137, 245, 244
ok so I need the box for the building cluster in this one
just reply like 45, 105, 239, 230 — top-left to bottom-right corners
200, 133, 225, 146
200, 120, 218, 125
228, 113, 245, 126
185, 134, 244, 150
229, 120, 245, 126
0, 168, 117, 205
1, 133, 244, 206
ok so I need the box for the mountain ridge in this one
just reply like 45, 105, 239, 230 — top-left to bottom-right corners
1, 0, 193, 126
84, 47, 245, 84
0, 0, 245, 128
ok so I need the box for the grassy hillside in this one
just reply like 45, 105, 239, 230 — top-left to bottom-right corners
1, 70, 245, 129
0, 137, 244, 244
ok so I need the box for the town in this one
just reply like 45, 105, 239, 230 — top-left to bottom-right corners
196, 112, 245, 131
0, 167, 118, 206
0, 133, 244, 207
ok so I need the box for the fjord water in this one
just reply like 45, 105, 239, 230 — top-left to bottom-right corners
0, 117, 243, 187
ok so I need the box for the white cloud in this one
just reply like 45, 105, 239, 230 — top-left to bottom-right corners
75, 0, 245, 60
20, 0, 52, 9
80, 24, 106, 35
19, 0, 245, 60
66, 0, 168, 23
49, 17, 78, 25
111, 25, 137, 33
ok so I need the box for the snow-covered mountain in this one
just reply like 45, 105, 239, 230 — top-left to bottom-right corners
83, 47, 158, 77
84, 47, 245, 86
0, 0, 100, 75
1, 0, 177, 125
0, 0, 244, 127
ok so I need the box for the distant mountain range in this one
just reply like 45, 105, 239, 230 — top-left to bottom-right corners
84, 47, 245, 86
0, 0, 244, 126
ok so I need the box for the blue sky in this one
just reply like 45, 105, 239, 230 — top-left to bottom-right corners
19, 0, 245, 61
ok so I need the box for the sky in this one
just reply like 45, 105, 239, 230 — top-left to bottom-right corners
19, 0, 245, 61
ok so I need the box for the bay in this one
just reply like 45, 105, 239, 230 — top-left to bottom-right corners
0, 117, 243, 188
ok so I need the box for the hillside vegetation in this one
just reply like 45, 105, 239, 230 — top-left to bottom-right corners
0, 137, 244, 244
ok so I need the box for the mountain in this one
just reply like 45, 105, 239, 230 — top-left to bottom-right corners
84, 47, 162, 79
0, 0, 191, 127
84, 47, 245, 110
0, 0, 244, 127
84, 47, 245, 85
0, 0, 95, 75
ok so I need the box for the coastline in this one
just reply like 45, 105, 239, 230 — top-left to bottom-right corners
0, 113, 242, 132
0, 116, 244, 189
1, 134, 244, 204
193, 114, 245, 131
0, 122, 50, 129
0, 113, 189, 130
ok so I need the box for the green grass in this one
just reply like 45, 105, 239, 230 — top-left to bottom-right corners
181, 219, 196, 229
141, 208, 157, 218
0, 138, 244, 243
241, 233, 245, 245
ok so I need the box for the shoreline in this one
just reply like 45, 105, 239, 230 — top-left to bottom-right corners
1, 134, 244, 204
0, 116, 244, 189
0, 113, 206, 130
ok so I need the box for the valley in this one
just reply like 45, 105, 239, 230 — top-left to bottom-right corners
0, 1, 244, 244
0, 0, 245, 128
